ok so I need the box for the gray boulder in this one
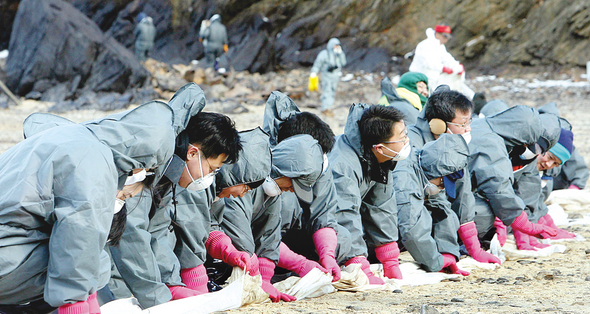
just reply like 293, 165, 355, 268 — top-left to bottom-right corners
5, 0, 148, 96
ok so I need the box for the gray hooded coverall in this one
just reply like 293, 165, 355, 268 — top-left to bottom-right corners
311, 38, 347, 111
0, 102, 176, 307
329, 103, 399, 261
393, 134, 469, 271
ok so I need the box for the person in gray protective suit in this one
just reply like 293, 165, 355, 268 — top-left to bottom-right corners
108, 84, 242, 309
200, 14, 228, 67
393, 134, 472, 275
310, 38, 347, 116
473, 101, 564, 250
407, 89, 501, 264
134, 12, 156, 62
0, 102, 177, 313
467, 104, 559, 249
220, 134, 326, 302
175, 127, 272, 293
261, 92, 351, 283
330, 104, 407, 285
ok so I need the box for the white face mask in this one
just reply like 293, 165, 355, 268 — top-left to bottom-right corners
125, 169, 147, 186
262, 176, 282, 197
114, 198, 125, 214
380, 141, 412, 161
333, 46, 342, 54
461, 132, 472, 145
519, 147, 538, 160
424, 183, 443, 196
185, 149, 216, 192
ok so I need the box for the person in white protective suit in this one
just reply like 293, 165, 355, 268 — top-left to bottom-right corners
409, 24, 475, 99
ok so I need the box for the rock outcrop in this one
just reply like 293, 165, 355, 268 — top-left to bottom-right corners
5, 0, 148, 96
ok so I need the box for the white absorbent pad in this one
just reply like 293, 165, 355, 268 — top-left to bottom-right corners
499, 235, 566, 261
274, 268, 335, 300
100, 267, 267, 314
546, 189, 590, 212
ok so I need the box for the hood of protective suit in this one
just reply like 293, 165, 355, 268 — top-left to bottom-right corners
538, 112, 561, 152
262, 91, 301, 147
167, 83, 207, 136
381, 77, 405, 103
216, 127, 271, 190
479, 99, 509, 118
425, 28, 438, 43
539, 102, 572, 130
271, 134, 324, 203
342, 103, 370, 158
24, 102, 176, 189
83, 102, 176, 187
419, 134, 469, 180
327, 38, 340, 51
484, 105, 542, 149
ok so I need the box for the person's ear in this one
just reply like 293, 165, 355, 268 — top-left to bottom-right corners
186, 145, 199, 161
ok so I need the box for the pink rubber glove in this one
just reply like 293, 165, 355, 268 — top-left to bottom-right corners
258, 257, 297, 302
180, 264, 209, 294
528, 235, 551, 249
206, 230, 251, 271
539, 215, 576, 239
494, 217, 507, 247
277, 242, 328, 277
513, 230, 537, 251
458, 64, 465, 75
168, 285, 200, 300
88, 293, 100, 314
312, 227, 342, 281
345, 256, 385, 285
568, 184, 581, 190
442, 66, 453, 74
511, 211, 557, 238
58, 293, 98, 314
374, 242, 403, 279
249, 253, 260, 276
441, 254, 470, 276
458, 221, 501, 264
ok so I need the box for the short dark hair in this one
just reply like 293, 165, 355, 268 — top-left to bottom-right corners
424, 90, 473, 122
358, 105, 405, 150
277, 112, 335, 153
175, 112, 242, 163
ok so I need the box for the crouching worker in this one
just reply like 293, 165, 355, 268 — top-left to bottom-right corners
180, 127, 272, 293
0, 102, 177, 313
330, 104, 407, 284
394, 134, 471, 275
262, 92, 351, 283
108, 84, 242, 308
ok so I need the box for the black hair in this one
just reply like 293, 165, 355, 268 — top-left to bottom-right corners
107, 205, 127, 246
277, 112, 335, 153
358, 105, 405, 151
175, 112, 242, 164
424, 90, 473, 122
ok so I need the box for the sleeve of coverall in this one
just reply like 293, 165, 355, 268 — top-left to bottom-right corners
306, 169, 339, 234
171, 186, 212, 269
252, 195, 283, 263
361, 176, 399, 248
45, 149, 117, 307
339, 51, 347, 67
470, 137, 525, 226
221, 194, 257, 255
425, 192, 461, 259
393, 166, 444, 272
110, 192, 172, 308
514, 163, 544, 223
414, 41, 443, 74
209, 199, 225, 232
440, 46, 461, 70
148, 195, 183, 286
332, 162, 367, 258
451, 166, 476, 224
